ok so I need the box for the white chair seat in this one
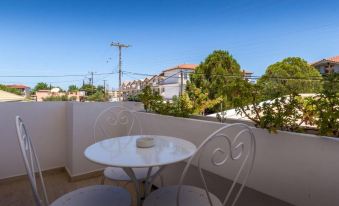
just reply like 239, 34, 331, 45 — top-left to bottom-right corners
50, 185, 131, 206
143, 185, 222, 206
104, 167, 159, 181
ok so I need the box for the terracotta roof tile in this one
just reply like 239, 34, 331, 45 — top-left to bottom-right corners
326, 55, 339, 63
162, 64, 198, 73
6, 84, 30, 89
312, 55, 339, 65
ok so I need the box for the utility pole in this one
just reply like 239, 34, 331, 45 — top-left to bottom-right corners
103, 80, 107, 98
180, 70, 184, 96
111, 42, 131, 101
90, 72, 94, 86
89, 71, 94, 95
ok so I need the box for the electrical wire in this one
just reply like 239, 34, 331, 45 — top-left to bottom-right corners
0, 72, 116, 78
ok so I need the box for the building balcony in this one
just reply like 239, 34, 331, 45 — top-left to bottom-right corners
0, 102, 338, 206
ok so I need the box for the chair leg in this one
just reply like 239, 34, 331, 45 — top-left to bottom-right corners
101, 175, 106, 185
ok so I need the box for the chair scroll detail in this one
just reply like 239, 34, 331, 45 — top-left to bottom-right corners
93, 106, 141, 143
177, 123, 256, 206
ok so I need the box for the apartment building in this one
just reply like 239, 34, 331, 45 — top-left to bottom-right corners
6, 84, 31, 97
120, 64, 196, 100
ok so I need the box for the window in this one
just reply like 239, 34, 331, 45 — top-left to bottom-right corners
184, 73, 188, 80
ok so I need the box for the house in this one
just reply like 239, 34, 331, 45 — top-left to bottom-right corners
67, 91, 86, 102
34, 89, 66, 102
312, 55, 339, 74
158, 64, 197, 99
6, 84, 31, 97
108, 90, 122, 102
121, 80, 133, 100
121, 78, 150, 100
34, 88, 85, 102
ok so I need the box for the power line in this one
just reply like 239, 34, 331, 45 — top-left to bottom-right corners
121, 69, 338, 82
0, 72, 115, 78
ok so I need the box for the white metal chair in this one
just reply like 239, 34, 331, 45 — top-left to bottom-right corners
143, 123, 256, 206
15, 116, 131, 206
93, 106, 160, 185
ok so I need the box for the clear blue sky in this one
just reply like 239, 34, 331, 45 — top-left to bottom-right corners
0, 0, 339, 89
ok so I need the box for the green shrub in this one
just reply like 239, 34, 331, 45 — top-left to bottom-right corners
306, 74, 339, 137
43, 95, 69, 101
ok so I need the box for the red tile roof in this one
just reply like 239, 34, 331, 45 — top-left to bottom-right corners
6, 84, 30, 89
312, 55, 339, 65
326, 55, 339, 63
162, 64, 198, 73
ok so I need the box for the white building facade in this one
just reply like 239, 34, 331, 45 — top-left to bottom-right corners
158, 64, 197, 99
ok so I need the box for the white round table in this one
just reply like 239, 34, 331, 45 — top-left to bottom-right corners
84, 135, 197, 206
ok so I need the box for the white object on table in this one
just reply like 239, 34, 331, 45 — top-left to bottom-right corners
84, 135, 197, 206
136, 136, 155, 148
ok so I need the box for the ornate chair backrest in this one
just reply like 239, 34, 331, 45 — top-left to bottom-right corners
15, 116, 49, 206
93, 106, 142, 142
177, 123, 256, 206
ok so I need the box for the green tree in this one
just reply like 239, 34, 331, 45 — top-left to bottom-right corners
190, 50, 242, 112
97, 85, 105, 92
86, 91, 108, 102
163, 94, 194, 118
186, 83, 222, 115
68, 85, 79, 92
230, 78, 312, 133
257, 57, 322, 98
307, 74, 339, 137
33, 82, 49, 93
80, 84, 96, 96
138, 85, 163, 112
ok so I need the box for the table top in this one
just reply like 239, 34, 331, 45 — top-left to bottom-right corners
84, 135, 197, 168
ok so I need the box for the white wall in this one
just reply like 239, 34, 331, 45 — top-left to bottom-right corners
163, 70, 180, 84
0, 102, 67, 179
161, 84, 180, 100
163, 69, 192, 84
335, 65, 339, 73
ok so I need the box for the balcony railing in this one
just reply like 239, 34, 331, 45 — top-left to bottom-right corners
0, 102, 339, 206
